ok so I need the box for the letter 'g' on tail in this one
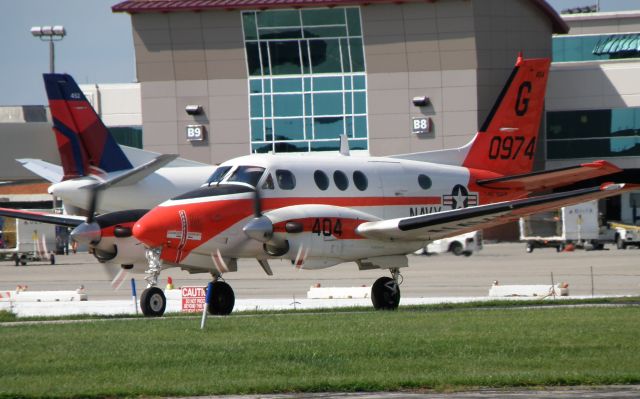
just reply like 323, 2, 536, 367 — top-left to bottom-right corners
44, 74, 133, 180
462, 56, 551, 176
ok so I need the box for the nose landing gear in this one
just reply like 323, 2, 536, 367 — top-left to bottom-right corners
140, 247, 166, 317
371, 268, 402, 310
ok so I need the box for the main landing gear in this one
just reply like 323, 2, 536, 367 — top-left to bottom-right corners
207, 274, 235, 316
371, 268, 402, 310
140, 247, 166, 317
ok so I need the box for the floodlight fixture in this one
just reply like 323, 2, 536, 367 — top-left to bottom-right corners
30, 25, 66, 73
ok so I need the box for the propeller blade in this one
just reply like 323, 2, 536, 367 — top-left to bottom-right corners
85, 186, 101, 224
253, 188, 262, 217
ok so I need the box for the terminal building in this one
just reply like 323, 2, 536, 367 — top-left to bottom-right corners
1, 0, 638, 231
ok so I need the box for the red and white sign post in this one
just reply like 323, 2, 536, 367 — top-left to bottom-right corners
181, 286, 206, 313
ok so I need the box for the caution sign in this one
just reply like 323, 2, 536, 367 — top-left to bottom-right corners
181, 286, 206, 313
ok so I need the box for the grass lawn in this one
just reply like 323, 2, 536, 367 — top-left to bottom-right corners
1, 306, 639, 398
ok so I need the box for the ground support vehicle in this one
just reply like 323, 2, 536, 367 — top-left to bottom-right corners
519, 200, 612, 252
610, 222, 640, 249
0, 216, 57, 265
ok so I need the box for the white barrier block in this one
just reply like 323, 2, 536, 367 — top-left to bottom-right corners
488, 284, 569, 297
307, 286, 371, 299
1, 290, 88, 302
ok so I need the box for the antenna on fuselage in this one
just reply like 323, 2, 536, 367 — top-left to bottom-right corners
339, 135, 350, 156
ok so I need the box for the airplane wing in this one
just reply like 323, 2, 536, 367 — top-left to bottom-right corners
16, 159, 64, 183
475, 160, 621, 191
0, 208, 85, 228
356, 183, 636, 242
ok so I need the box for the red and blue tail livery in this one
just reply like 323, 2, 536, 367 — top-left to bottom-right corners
44, 74, 133, 180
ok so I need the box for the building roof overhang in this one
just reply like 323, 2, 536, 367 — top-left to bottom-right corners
112, 0, 569, 34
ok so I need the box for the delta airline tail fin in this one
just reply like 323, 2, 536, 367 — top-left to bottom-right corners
392, 55, 550, 177
44, 73, 133, 180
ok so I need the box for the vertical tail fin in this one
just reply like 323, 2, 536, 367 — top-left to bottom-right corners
44, 74, 133, 180
462, 56, 551, 176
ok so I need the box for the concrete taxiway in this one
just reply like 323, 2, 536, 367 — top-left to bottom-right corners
0, 243, 638, 301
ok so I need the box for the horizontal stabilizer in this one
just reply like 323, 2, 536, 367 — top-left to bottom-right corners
475, 160, 622, 191
357, 183, 638, 243
93, 154, 179, 189
16, 159, 64, 183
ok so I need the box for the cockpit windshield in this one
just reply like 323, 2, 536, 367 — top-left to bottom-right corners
226, 166, 265, 187
206, 166, 232, 185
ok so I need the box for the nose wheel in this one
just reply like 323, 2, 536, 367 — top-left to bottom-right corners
207, 279, 235, 315
140, 286, 167, 317
371, 268, 402, 310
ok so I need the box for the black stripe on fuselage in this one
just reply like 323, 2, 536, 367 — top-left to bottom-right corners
171, 184, 254, 201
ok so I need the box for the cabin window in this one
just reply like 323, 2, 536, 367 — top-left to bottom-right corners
206, 166, 232, 185
353, 170, 367, 191
418, 174, 432, 190
314, 170, 329, 190
276, 169, 296, 190
333, 170, 349, 191
227, 166, 265, 187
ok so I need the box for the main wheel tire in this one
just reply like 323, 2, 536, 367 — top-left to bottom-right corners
140, 287, 166, 317
207, 281, 235, 315
450, 242, 464, 256
616, 236, 627, 250
371, 276, 400, 311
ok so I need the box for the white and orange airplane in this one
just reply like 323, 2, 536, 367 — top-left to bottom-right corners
0, 56, 632, 316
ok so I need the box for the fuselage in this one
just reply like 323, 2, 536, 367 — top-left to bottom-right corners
133, 153, 528, 270
49, 165, 217, 213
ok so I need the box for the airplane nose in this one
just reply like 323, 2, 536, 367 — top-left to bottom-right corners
133, 211, 168, 248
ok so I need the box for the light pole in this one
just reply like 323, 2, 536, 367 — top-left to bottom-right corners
30, 25, 66, 73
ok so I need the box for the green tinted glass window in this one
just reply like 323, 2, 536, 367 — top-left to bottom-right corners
313, 93, 343, 115
301, 9, 345, 26
250, 96, 263, 117
354, 116, 367, 138
274, 94, 303, 117
313, 76, 342, 91
354, 92, 366, 114
242, 13, 258, 40
310, 141, 340, 151
350, 39, 365, 72
273, 78, 302, 93
346, 8, 361, 36
257, 10, 300, 28
274, 119, 304, 140
242, 7, 367, 152
546, 107, 640, 159
259, 28, 302, 40
249, 79, 262, 93
269, 41, 302, 75
303, 26, 347, 38
314, 117, 344, 139
309, 39, 342, 73
245, 43, 261, 76
251, 120, 264, 141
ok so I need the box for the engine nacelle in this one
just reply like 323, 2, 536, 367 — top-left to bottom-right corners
260, 204, 397, 269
